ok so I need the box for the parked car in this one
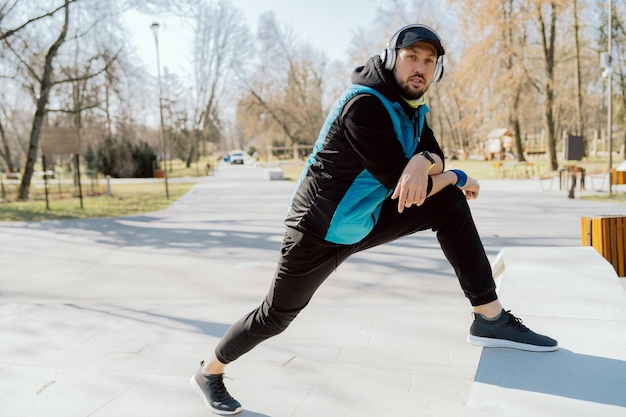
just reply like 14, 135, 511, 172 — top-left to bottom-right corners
229, 151, 245, 165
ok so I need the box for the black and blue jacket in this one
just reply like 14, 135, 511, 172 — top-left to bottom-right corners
284, 55, 445, 245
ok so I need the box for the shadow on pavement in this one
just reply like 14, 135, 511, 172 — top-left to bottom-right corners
474, 348, 626, 407
64, 303, 231, 338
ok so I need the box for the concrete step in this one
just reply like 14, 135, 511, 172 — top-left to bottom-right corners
467, 246, 626, 417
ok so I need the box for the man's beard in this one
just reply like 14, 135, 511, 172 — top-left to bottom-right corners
399, 79, 427, 100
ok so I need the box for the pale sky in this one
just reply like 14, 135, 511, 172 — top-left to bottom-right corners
124, 0, 383, 78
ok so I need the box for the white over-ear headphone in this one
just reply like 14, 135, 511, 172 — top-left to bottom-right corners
380, 24, 445, 83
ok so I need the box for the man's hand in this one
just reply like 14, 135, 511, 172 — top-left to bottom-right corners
460, 176, 480, 200
391, 155, 431, 213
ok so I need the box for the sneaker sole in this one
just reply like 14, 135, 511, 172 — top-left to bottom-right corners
190, 375, 243, 415
468, 335, 559, 352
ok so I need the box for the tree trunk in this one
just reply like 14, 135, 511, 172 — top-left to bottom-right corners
513, 117, 524, 162
536, 2, 559, 171
17, 0, 70, 200
510, 86, 525, 163
619, 73, 626, 161
0, 119, 16, 173
573, 0, 585, 139
545, 85, 558, 170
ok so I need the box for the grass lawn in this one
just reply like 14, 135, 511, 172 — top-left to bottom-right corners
0, 181, 195, 222
0, 156, 219, 222
580, 192, 626, 203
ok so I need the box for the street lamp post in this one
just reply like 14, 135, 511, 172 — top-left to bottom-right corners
600, 1, 614, 195
150, 21, 169, 199
607, 0, 613, 195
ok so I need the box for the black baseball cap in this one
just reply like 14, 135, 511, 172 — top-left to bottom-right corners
393, 25, 445, 56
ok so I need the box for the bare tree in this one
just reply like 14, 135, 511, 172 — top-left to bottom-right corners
1, 0, 152, 198
0, 88, 31, 173
433, 0, 507, 158
501, 0, 532, 162
0, 110, 14, 172
572, 0, 585, 138
160, 68, 194, 164
528, 1, 562, 171
610, 0, 626, 159
237, 11, 327, 155
6, 0, 126, 198
0, 79, 22, 172
16, 0, 71, 199
191, 0, 250, 155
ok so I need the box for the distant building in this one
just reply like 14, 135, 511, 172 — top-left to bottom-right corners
485, 128, 514, 160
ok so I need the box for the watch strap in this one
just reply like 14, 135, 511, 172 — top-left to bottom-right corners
418, 151, 436, 170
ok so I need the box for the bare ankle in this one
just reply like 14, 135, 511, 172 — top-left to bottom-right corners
202, 354, 226, 375
473, 300, 503, 319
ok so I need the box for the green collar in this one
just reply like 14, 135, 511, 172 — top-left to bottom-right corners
402, 96, 426, 109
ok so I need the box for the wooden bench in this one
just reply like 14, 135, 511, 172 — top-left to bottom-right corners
582, 215, 626, 277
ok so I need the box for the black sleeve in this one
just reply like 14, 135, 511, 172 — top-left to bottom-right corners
415, 118, 445, 171
340, 94, 409, 189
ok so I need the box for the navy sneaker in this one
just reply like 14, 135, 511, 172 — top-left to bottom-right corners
190, 361, 243, 415
468, 310, 558, 352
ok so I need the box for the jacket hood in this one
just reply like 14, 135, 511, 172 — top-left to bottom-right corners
351, 55, 417, 115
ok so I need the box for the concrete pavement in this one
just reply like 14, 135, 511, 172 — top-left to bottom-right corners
467, 246, 626, 417
1, 163, 625, 417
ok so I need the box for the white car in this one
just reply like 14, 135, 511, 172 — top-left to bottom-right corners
229, 151, 245, 165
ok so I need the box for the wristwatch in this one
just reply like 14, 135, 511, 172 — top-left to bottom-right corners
418, 151, 436, 170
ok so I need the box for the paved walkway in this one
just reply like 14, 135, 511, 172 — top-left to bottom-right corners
467, 246, 626, 417
1, 164, 625, 417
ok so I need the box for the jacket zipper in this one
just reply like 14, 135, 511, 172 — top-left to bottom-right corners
413, 106, 421, 143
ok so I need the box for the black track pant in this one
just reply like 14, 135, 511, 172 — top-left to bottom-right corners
214, 185, 497, 364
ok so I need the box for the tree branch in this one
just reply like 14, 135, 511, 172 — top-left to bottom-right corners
0, 0, 78, 41
2, 38, 42, 83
